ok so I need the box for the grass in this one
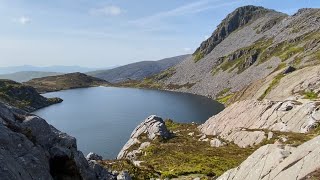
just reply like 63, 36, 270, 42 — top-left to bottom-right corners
279, 46, 304, 61
193, 51, 204, 63
102, 119, 320, 179
304, 91, 318, 100
0, 79, 62, 111
216, 88, 231, 97
217, 38, 273, 73
137, 120, 255, 178
258, 73, 285, 101
99, 159, 158, 180
216, 94, 234, 104
215, 88, 234, 104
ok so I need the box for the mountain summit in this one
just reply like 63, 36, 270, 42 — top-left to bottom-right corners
193, 5, 282, 61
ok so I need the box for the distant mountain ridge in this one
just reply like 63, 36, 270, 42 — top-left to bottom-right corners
87, 54, 190, 83
0, 71, 63, 82
0, 65, 116, 74
25, 72, 110, 93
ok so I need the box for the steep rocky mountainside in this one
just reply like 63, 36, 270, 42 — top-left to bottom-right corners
87, 54, 189, 83
0, 79, 62, 112
0, 71, 63, 82
0, 102, 116, 180
154, 6, 320, 99
25, 72, 109, 93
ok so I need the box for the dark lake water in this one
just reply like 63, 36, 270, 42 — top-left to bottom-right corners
34, 87, 224, 159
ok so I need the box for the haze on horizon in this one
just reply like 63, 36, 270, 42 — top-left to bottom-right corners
0, 0, 318, 68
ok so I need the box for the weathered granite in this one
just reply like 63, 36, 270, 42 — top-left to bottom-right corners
0, 102, 115, 180
86, 152, 103, 161
217, 135, 320, 180
117, 115, 170, 160
199, 99, 320, 147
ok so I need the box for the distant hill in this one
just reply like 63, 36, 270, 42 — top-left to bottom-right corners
0, 71, 63, 82
0, 65, 116, 74
25, 72, 110, 93
0, 79, 62, 112
87, 55, 190, 83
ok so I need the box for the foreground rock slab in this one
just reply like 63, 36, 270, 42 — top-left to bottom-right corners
217, 135, 320, 180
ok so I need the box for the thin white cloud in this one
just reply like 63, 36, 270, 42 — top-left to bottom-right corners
14, 16, 31, 25
90, 5, 123, 16
183, 47, 192, 52
130, 0, 238, 26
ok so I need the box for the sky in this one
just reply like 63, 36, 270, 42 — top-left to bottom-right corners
0, 0, 319, 68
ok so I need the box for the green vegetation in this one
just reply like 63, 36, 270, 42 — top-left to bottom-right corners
216, 88, 231, 97
279, 46, 304, 61
291, 56, 302, 67
0, 79, 61, 111
153, 67, 176, 81
25, 72, 108, 93
258, 73, 285, 100
303, 91, 318, 100
138, 120, 255, 178
272, 62, 287, 73
193, 51, 204, 63
100, 159, 158, 180
217, 94, 234, 104
215, 88, 234, 104
214, 38, 274, 74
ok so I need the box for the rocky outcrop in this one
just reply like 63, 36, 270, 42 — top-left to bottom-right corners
199, 99, 320, 147
117, 115, 171, 160
0, 102, 115, 180
86, 152, 103, 161
194, 6, 275, 58
217, 135, 320, 180
0, 79, 62, 112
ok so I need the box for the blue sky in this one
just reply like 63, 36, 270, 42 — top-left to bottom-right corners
0, 0, 318, 68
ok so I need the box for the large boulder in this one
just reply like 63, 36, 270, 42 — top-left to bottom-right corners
217, 135, 320, 180
0, 102, 115, 180
117, 115, 170, 160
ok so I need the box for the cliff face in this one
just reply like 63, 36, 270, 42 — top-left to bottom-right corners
0, 102, 115, 180
0, 79, 62, 112
194, 6, 276, 60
